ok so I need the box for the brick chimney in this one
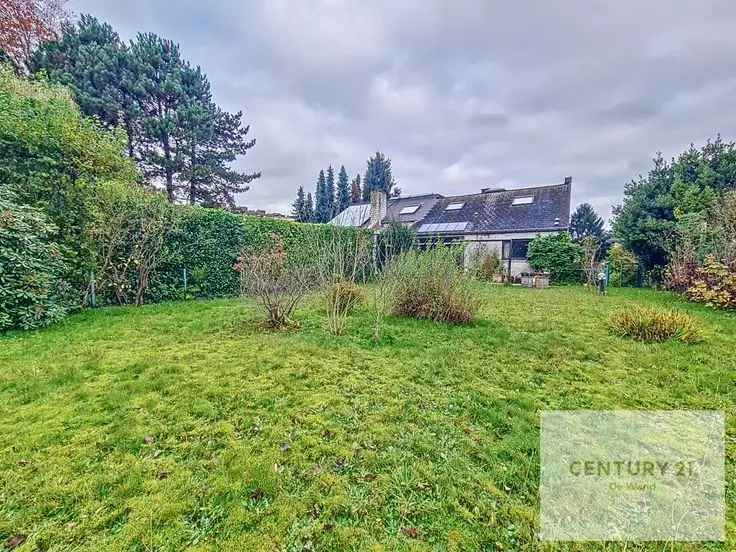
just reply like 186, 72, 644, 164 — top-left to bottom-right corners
370, 189, 387, 229
564, 176, 572, 186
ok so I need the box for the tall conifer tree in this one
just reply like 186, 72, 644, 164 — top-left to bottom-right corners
325, 165, 336, 218
350, 174, 362, 204
336, 165, 350, 214
292, 186, 306, 221
314, 170, 329, 222
304, 192, 314, 222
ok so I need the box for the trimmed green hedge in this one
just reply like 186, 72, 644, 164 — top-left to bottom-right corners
149, 207, 368, 302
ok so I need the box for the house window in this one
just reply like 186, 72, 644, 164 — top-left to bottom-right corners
502, 240, 511, 260
512, 196, 534, 206
445, 202, 465, 210
502, 239, 532, 260
511, 239, 531, 259
399, 205, 420, 215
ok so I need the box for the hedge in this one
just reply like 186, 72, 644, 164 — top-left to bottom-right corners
147, 207, 368, 302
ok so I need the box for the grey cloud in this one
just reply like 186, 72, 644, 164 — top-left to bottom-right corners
69, 0, 736, 220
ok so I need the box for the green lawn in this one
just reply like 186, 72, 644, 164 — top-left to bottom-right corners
0, 286, 734, 551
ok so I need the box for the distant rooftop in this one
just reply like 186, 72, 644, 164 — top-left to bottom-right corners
329, 178, 572, 235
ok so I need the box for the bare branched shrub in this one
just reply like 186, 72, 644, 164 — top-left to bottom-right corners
581, 235, 602, 289
325, 280, 364, 334
309, 228, 372, 335
235, 233, 316, 328
90, 182, 174, 306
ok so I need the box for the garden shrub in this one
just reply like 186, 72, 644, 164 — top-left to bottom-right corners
235, 234, 317, 328
309, 227, 373, 335
686, 256, 736, 310
387, 246, 480, 324
608, 305, 702, 343
470, 248, 502, 281
88, 181, 176, 306
527, 233, 584, 284
0, 67, 138, 298
326, 280, 364, 334
0, 195, 69, 331
608, 243, 639, 287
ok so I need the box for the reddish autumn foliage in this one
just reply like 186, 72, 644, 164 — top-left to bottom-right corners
0, 0, 67, 69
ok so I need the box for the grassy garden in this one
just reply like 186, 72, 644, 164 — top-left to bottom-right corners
1, 285, 734, 551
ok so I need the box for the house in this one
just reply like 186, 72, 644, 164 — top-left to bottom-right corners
329, 177, 572, 276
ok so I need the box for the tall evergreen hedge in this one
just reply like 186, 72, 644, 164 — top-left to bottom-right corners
148, 207, 366, 302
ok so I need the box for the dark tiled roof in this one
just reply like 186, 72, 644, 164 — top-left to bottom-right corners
417, 182, 571, 234
382, 194, 444, 228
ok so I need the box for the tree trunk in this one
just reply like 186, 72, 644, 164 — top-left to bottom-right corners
163, 135, 175, 201
189, 144, 196, 205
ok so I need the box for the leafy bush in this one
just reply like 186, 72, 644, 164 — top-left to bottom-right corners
0, 195, 69, 331
527, 233, 584, 284
469, 248, 502, 281
235, 234, 317, 328
608, 305, 702, 343
686, 256, 736, 310
0, 67, 138, 298
387, 246, 480, 324
608, 243, 639, 287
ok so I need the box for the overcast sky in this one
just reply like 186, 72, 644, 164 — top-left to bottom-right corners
68, 1, 736, 221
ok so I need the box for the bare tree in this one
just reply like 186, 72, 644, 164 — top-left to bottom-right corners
581, 235, 602, 290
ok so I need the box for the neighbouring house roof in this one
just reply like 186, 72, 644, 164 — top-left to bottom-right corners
330, 203, 371, 227
329, 180, 571, 235
417, 182, 571, 235
329, 193, 444, 229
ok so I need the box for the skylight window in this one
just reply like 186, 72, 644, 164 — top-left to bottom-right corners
399, 205, 420, 215
418, 222, 469, 233
445, 202, 465, 211
512, 196, 534, 206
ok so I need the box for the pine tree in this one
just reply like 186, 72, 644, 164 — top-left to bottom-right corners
30, 15, 141, 158
350, 174, 362, 204
314, 170, 328, 222
178, 66, 260, 208
292, 186, 306, 221
304, 192, 314, 222
362, 151, 395, 201
33, 19, 259, 205
128, 33, 191, 200
570, 203, 605, 242
336, 165, 350, 215
325, 165, 336, 218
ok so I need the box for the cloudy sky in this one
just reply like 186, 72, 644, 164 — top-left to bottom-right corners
69, 0, 736, 221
